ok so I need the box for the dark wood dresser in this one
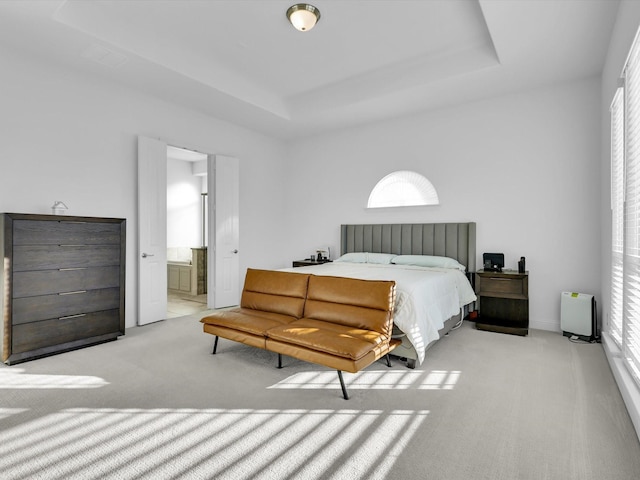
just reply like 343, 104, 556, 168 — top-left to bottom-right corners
1, 213, 126, 364
475, 269, 529, 336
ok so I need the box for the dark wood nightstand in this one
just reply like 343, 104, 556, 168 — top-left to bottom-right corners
475, 269, 529, 336
292, 259, 332, 267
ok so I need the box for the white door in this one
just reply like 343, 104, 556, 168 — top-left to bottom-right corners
208, 154, 240, 308
137, 136, 168, 325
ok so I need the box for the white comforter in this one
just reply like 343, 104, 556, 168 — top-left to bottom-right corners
280, 262, 477, 365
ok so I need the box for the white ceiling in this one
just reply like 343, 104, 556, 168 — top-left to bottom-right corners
0, 0, 620, 140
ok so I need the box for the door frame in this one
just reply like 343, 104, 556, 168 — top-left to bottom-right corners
138, 137, 241, 323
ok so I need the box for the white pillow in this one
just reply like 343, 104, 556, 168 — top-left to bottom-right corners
366, 252, 397, 264
334, 252, 398, 264
334, 252, 368, 263
392, 254, 466, 271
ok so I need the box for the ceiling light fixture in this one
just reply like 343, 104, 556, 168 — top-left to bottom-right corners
286, 4, 321, 32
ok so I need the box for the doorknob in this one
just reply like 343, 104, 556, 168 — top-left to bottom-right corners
233, 249, 238, 254
141, 252, 155, 258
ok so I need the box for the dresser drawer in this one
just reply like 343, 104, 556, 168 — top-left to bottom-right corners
477, 275, 527, 299
13, 266, 121, 298
12, 245, 121, 271
13, 220, 122, 245
12, 288, 121, 325
12, 309, 121, 354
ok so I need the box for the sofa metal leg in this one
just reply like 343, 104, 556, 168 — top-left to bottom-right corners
337, 370, 349, 400
277, 353, 283, 369
385, 353, 392, 368
212, 336, 219, 355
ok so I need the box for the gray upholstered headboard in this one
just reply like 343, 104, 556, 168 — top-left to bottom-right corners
340, 223, 477, 273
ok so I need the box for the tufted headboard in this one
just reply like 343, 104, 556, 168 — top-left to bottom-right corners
340, 222, 477, 273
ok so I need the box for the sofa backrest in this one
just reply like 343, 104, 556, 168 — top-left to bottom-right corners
303, 275, 396, 336
241, 268, 310, 319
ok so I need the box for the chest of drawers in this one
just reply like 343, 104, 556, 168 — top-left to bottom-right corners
1, 213, 126, 364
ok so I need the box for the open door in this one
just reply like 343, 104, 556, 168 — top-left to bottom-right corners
137, 136, 168, 325
208, 154, 240, 308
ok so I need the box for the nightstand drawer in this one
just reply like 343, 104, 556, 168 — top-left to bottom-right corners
478, 276, 526, 298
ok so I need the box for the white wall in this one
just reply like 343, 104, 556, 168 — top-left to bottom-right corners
599, 0, 640, 443
284, 77, 602, 332
167, 157, 201, 250
0, 22, 605, 337
0, 43, 288, 328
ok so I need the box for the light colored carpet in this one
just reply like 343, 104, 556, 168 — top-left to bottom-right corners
1, 317, 639, 480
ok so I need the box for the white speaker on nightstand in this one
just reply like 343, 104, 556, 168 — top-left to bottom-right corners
561, 292, 597, 342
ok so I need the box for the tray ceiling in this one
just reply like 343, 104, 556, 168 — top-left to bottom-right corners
0, 1, 620, 139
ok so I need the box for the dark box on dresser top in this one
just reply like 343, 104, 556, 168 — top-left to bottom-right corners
1, 213, 126, 365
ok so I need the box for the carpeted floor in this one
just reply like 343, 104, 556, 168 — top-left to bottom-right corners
1, 316, 639, 480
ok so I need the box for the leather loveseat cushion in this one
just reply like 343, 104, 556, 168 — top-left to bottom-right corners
303, 275, 395, 336
266, 318, 388, 361
241, 268, 310, 319
201, 307, 298, 336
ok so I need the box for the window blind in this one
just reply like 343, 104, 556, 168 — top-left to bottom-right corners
624, 32, 640, 385
611, 87, 624, 347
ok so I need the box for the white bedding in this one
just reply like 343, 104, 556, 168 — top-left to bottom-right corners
280, 262, 477, 365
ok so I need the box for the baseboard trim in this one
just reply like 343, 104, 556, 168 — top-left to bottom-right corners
602, 332, 640, 444
529, 319, 561, 332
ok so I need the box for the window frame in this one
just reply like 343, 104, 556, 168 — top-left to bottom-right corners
367, 170, 439, 209
611, 86, 624, 348
617, 26, 640, 388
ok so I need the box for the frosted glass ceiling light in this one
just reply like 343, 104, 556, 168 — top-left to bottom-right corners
287, 4, 321, 32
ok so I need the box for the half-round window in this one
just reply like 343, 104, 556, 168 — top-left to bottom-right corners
367, 170, 439, 208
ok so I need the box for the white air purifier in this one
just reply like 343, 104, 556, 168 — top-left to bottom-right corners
561, 292, 596, 341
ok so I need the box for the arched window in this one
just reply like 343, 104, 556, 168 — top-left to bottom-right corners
367, 170, 439, 208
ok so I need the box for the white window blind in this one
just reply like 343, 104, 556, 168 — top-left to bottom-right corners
624, 31, 640, 386
611, 87, 624, 347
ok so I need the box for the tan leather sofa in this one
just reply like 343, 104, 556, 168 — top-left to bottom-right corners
200, 268, 399, 399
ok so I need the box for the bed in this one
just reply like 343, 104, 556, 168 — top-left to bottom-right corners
282, 223, 477, 368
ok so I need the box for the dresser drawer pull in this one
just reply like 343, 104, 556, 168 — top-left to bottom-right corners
59, 313, 87, 320
59, 267, 87, 271
58, 290, 87, 296
58, 244, 86, 247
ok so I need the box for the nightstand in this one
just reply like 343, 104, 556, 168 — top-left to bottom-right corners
475, 269, 529, 336
292, 259, 332, 267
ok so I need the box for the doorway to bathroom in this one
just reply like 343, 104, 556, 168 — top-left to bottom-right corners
138, 136, 240, 325
166, 145, 209, 318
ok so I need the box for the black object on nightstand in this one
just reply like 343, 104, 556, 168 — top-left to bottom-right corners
292, 259, 332, 267
475, 269, 529, 336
